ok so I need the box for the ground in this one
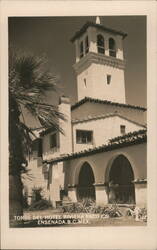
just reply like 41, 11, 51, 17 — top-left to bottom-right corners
11, 208, 147, 227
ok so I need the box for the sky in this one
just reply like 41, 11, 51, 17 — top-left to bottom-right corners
9, 16, 146, 108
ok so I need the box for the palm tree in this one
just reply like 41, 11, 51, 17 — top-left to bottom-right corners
9, 52, 64, 224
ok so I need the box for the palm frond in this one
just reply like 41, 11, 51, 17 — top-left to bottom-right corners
9, 52, 65, 174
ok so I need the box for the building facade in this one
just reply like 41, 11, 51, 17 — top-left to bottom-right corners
24, 19, 147, 208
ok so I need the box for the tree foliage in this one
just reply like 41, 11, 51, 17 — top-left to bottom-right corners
9, 52, 64, 175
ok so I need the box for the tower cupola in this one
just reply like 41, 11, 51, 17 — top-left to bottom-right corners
71, 18, 127, 103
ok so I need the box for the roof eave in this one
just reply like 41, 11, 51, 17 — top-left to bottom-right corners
71, 97, 147, 112
70, 22, 127, 43
43, 130, 147, 164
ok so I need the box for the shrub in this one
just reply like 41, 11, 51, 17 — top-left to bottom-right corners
62, 199, 122, 217
139, 207, 147, 222
102, 205, 122, 217
126, 206, 147, 222
28, 199, 52, 211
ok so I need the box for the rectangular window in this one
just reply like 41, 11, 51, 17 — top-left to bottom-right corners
76, 130, 93, 144
120, 125, 126, 135
50, 133, 58, 148
107, 74, 111, 84
84, 78, 87, 87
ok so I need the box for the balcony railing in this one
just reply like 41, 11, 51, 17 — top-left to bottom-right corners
109, 49, 116, 58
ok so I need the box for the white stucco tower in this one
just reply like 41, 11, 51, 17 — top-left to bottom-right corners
71, 18, 127, 103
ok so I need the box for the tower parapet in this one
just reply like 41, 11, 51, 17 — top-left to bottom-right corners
71, 21, 127, 103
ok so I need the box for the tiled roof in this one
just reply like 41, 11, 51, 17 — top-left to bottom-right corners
43, 129, 146, 164
72, 112, 146, 127
71, 97, 147, 111
71, 22, 127, 43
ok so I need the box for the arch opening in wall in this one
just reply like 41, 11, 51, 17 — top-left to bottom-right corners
77, 162, 96, 201
85, 36, 89, 54
97, 34, 105, 54
108, 155, 135, 204
109, 38, 116, 57
80, 41, 84, 58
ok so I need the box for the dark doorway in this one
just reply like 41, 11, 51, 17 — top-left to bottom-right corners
108, 155, 135, 204
77, 162, 96, 201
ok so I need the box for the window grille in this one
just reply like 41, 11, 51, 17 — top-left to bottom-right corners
76, 130, 93, 144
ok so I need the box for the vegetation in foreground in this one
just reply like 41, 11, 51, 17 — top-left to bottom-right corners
10, 196, 147, 228
9, 52, 64, 222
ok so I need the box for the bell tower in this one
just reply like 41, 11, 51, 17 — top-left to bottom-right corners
71, 18, 127, 103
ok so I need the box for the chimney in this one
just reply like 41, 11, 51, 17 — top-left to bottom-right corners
58, 95, 72, 155
59, 95, 70, 105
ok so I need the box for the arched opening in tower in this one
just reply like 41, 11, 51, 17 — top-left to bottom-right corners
108, 155, 135, 204
109, 38, 116, 57
77, 162, 96, 201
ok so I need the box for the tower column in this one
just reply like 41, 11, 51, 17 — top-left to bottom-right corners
75, 40, 80, 63
105, 38, 109, 56
87, 27, 97, 53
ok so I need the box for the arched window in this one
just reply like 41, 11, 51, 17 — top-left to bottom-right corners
109, 38, 116, 57
97, 34, 105, 54
85, 36, 89, 54
108, 155, 135, 204
80, 41, 84, 58
77, 162, 96, 201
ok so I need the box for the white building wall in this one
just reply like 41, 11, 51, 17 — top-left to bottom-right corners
25, 97, 72, 204
42, 96, 72, 161
72, 102, 146, 125
72, 116, 144, 152
92, 63, 125, 103
42, 132, 60, 161
59, 98, 73, 155
45, 143, 147, 206
77, 65, 94, 101
77, 62, 125, 103
66, 142, 147, 206
22, 157, 49, 202
74, 25, 126, 102
48, 162, 65, 207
